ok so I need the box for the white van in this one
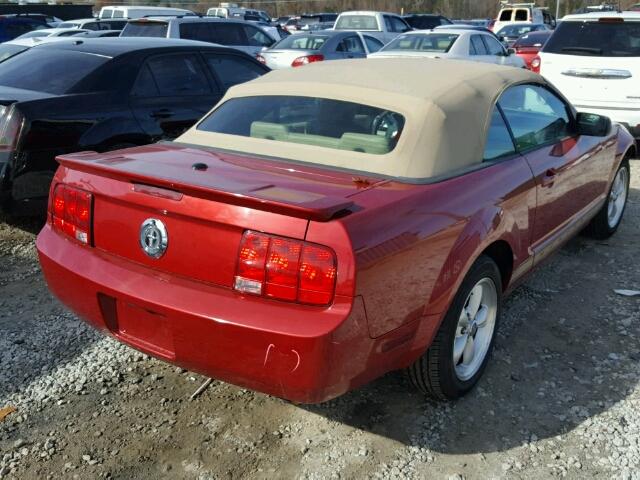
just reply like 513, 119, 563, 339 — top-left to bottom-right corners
99, 6, 195, 20
494, 3, 555, 32
207, 5, 244, 18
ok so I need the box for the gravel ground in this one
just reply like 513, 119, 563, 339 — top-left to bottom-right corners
0, 162, 639, 480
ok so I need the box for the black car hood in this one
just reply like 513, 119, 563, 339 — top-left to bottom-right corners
0, 86, 54, 105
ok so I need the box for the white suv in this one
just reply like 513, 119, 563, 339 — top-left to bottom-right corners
537, 12, 640, 137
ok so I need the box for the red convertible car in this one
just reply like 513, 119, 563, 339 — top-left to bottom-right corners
37, 59, 634, 402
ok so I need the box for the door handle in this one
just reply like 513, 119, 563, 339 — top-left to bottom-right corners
541, 168, 557, 187
150, 109, 174, 119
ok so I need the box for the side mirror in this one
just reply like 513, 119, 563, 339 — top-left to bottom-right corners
507, 47, 516, 55
576, 112, 611, 137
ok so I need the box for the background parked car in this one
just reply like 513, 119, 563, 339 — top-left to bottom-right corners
495, 22, 550, 47
257, 30, 383, 69
120, 17, 278, 57
0, 36, 69, 63
536, 11, 640, 138
511, 30, 552, 69
57, 18, 128, 31
15, 27, 92, 40
0, 15, 48, 42
403, 13, 453, 30
73, 29, 122, 38
297, 13, 338, 31
370, 29, 525, 68
99, 5, 195, 19
0, 38, 269, 216
434, 23, 506, 44
333, 11, 412, 44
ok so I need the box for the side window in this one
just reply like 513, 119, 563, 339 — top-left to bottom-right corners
211, 23, 247, 45
83, 22, 100, 31
363, 35, 384, 53
390, 16, 410, 33
515, 9, 529, 21
482, 35, 505, 56
499, 9, 512, 21
204, 54, 264, 90
340, 35, 365, 53
383, 15, 394, 32
243, 25, 273, 47
180, 23, 215, 43
146, 54, 211, 96
484, 107, 516, 161
498, 84, 571, 151
130, 63, 159, 97
470, 35, 487, 55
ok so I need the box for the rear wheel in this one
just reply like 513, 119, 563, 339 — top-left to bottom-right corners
584, 159, 630, 239
408, 255, 501, 400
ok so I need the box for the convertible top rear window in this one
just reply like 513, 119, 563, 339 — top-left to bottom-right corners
197, 95, 405, 156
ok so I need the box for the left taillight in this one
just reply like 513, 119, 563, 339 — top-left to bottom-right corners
291, 54, 324, 67
234, 230, 337, 306
0, 105, 24, 151
256, 54, 266, 64
48, 183, 93, 245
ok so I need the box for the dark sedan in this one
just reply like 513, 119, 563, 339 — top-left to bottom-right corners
495, 23, 550, 47
0, 38, 269, 216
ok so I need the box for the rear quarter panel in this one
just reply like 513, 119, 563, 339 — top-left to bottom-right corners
311, 156, 536, 340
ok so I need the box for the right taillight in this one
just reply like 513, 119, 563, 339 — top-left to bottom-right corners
291, 54, 324, 67
234, 230, 337, 306
531, 55, 541, 74
0, 105, 24, 151
49, 183, 93, 245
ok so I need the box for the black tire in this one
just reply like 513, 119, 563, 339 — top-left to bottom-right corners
408, 255, 502, 401
584, 159, 630, 240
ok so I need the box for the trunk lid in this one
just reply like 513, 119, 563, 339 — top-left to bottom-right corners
262, 49, 317, 69
56, 143, 382, 288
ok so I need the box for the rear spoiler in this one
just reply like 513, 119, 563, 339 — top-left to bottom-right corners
56, 152, 355, 222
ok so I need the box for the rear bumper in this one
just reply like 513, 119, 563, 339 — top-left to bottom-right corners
37, 225, 435, 403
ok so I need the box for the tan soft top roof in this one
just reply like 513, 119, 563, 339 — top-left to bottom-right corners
178, 58, 544, 180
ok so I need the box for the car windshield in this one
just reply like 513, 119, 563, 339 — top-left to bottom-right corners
273, 34, 328, 50
405, 16, 445, 29
197, 95, 405, 156
0, 49, 109, 94
300, 16, 321, 26
15, 30, 48, 39
335, 15, 378, 30
514, 31, 551, 47
543, 20, 640, 56
120, 21, 169, 37
382, 33, 458, 52
497, 24, 535, 36
0, 44, 28, 63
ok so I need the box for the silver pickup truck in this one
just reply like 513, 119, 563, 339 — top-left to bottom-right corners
333, 11, 412, 44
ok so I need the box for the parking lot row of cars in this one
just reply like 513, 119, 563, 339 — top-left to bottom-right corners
0, 6, 638, 216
